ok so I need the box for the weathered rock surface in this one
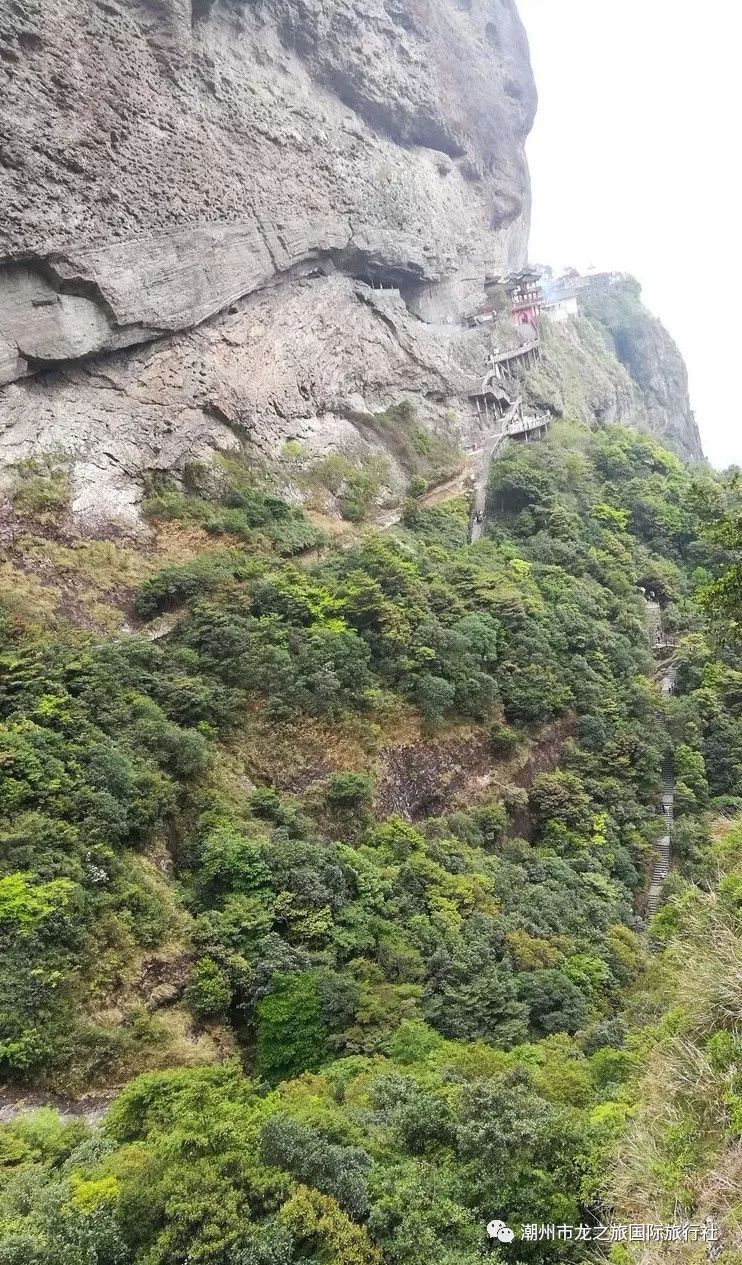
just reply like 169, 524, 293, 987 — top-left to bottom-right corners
0, 0, 534, 358
581, 276, 703, 462
0, 275, 499, 521
0, 0, 536, 511
0, 2, 702, 514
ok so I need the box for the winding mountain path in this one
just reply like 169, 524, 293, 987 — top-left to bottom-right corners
644, 597, 678, 917
468, 402, 519, 542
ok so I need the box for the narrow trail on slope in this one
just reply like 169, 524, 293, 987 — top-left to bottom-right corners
647, 759, 674, 917
374, 460, 478, 531
644, 596, 678, 918
469, 401, 520, 542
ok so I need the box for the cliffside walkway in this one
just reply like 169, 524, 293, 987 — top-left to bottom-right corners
507, 413, 550, 440
468, 404, 548, 542
469, 401, 520, 542
467, 337, 541, 405
489, 337, 540, 370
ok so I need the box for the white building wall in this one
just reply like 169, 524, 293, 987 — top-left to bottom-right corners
543, 295, 579, 323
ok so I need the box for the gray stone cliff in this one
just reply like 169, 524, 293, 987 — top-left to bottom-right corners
0, 0, 536, 519
0, 3, 703, 522
581, 277, 703, 462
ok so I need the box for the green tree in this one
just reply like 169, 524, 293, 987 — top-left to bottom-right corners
256, 973, 328, 1082
185, 958, 232, 1020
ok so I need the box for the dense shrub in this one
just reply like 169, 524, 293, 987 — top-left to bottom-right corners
184, 957, 232, 1019
0, 424, 740, 1263
325, 772, 375, 809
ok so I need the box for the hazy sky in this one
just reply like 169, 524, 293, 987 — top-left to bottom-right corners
517, 0, 741, 468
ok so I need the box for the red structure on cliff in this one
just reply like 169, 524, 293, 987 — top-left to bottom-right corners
481, 267, 543, 329
505, 269, 543, 326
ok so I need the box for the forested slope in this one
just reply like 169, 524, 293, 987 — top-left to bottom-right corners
0, 423, 740, 1263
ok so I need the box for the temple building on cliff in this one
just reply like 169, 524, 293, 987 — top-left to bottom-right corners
505, 268, 543, 326
480, 267, 544, 329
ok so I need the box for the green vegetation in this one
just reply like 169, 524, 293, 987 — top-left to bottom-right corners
0, 423, 740, 1262
610, 821, 742, 1262
698, 496, 742, 643
325, 772, 374, 809
343, 400, 461, 491
303, 402, 462, 521
142, 458, 325, 555
305, 453, 391, 522
10, 456, 71, 521
524, 319, 636, 430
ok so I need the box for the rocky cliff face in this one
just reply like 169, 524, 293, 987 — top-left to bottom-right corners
525, 277, 704, 463
581, 276, 703, 462
0, 0, 536, 520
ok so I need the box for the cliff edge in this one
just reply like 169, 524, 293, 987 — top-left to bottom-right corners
581, 276, 703, 462
525, 275, 703, 463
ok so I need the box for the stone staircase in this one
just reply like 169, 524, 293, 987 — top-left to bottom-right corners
644, 593, 678, 920
647, 773, 674, 917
